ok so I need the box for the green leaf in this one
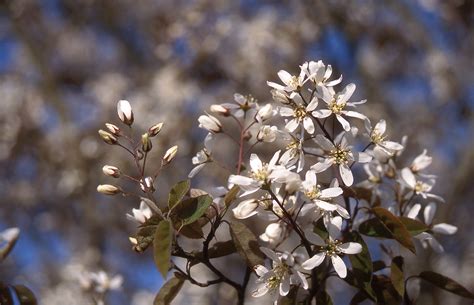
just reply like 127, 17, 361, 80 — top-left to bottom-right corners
153, 220, 173, 278
316, 289, 333, 305
346, 232, 377, 302
168, 180, 190, 209
373, 207, 416, 253
224, 185, 240, 208
371, 275, 402, 305
13, 285, 37, 305
419, 271, 474, 299
358, 218, 393, 239
229, 221, 264, 268
399, 217, 430, 236
390, 256, 404, 297
153, 276, 185, 305
133, 215, 163, 252
175, 195, 213, 227
176, 222, 204, 239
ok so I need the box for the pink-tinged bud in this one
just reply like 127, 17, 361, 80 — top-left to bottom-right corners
210, 104, 230, 116
105, 123, 121, 136
98, 129, 118, 145
163, 145, 178, 164
148, 122, 164, 137
140, 177, 155, 193
117, 100, 134, 126
198, 114, 222, 133
102, 165, 121, 178
141, 133, 152, 152
97, 184, 122, 195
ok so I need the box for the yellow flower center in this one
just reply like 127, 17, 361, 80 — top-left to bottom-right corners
305, 185, 321, 200
329, 99, 346, 114
252, 164, 269, 182
329, 146, 350, 164
325, 240, 342, 256
293, 106, 307, 120
371, 131, 386, 144
289, 76, 300, 89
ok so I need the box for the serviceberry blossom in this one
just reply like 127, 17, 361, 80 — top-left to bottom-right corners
364, 119, 404, 155
302, 218, 362, 278
311, 133, 372, 186
126, 200, 152, 224
407, 202, 457, 253
301, 60, 342, 87
267, 69, 308, 93
400, 168, 444, 202
312, 84, 366, 131
279, 92, 318, 134
198, 113, 222, 133
189, 133, 214, 178
220, 93, 257, 118
252, 248, 308, 304
229, 151, 285, 195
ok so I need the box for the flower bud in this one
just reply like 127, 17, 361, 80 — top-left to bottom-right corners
117, 100, 134, 126
232, 199, 258, 219
105, 123, 120, 136
210, 104, 229, 116
102, 165, 121, 178
163, 145, 178, 164
256, 104, 273, 121
97, 184, 121, 195
141, 133, 152, 152
148, 122, 164, 137
98, 129, 118, 145
140, 177, 155, 193
198, 114, 222, 133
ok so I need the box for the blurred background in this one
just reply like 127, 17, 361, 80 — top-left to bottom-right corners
0, 0, 473, 304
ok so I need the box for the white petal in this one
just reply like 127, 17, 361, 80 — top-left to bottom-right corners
342, 110, 367, 120
285, 119, 299, 132
315, 200, 338, 211
432, 223, 457, 235
331, 255, 347, 278
303, 117, 315, 134
305, 170, 317, 185
424, 202, 437, 224
254, 265, 269, 277
302, 252, 326, 270
374, 119, 386, 135
304, 229, 326, 246
306, 98, 319, 112
252, 284, 269, 298
336, 114, 351, 131
296, 271, 309, 289
229, 175, 255, 186
428, 237, 444, 253
354, 152, 372, 163
279, 107, 294, 117
339, 164, 354, 186
279, 277, 290, 296
250, 154, 263, 171
338, 242, 362, 254
401, 168, 416, 188
311, 160, 332, 173
407, 203, 421, 219
312, 109, 332, 118
232, 199, 259, 219
260, 247, 280, 262
267, 81, 285, 91
327, 216, 343, 240
336, 205, 350, 219
188, 163, 206, 178
383, 141, 404, 151
320, 187, 343, 198
315, 134, 335, 151
338, 83, 356, 104
278, 70, 293, 85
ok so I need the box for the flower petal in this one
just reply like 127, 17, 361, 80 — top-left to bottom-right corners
331, 255, 347, 278
339, 164, 354, 186
302, 252, 326, 270
338, 242, 362, 254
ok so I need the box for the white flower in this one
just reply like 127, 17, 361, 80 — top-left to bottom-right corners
301, 171, 347, 216
117, 100, 134, 125
358, 163, 384, 190
189, 133, 214, 178
228, 151, 284, 195
301, 60, 342, 87
257, 125, 278, 142
400, 168, 444, 202
220, 93, 257, 118
364, 119, 403, 154
126, 200, 153, 224
301, 219, 362, 278
311, 133, 372, 186
407, 202, 457, 253
232, 199, 259, 219
267, 69, 308, 92
410, 150, 432, 173
256, 103, 275, 122
89, 271, 123, 293
279, 131, 305, 172
252, 248, 308, 304
198, 114, 222, 133
259, 222, 286, 245
312, 84, 366, 131
279, 92, 318, 134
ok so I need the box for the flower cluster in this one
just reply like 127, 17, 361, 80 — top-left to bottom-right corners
97, 60, 469, 305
